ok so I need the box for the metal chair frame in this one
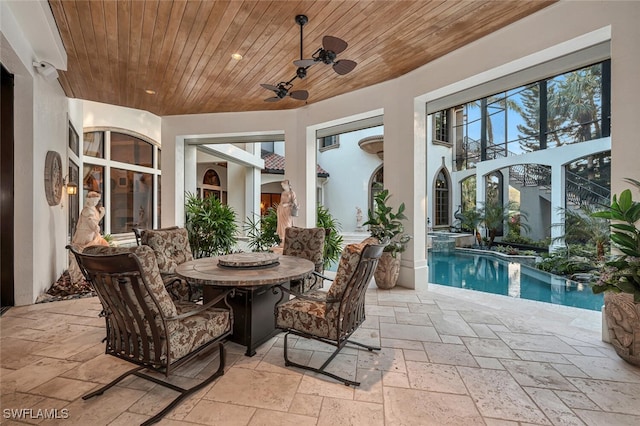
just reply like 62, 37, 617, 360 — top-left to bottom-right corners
68, 246, 232, 426
275, 243, 384, 386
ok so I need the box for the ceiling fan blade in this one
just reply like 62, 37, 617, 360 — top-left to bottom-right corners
294, 59, 316, 67
333, 59, 357, 75
289, 90, 309, 101
260, 83, 279, 91
323, 36, 348, 54
264, 96, 281, 102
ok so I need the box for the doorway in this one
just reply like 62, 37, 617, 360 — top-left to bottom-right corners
1, 64, 15, 308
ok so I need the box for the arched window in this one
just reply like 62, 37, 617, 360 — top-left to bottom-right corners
203, 169, 221, 186
369, 165, 383, 214
434, 168, 450, 226
82, 129, 161, 235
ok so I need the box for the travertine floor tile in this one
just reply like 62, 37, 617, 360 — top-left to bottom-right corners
568, 377, 640, 415
383, 387, 484, 425
2, 284, 639, 426
205, 368, 300, 411
29, 377, 97, 401
61, 387, 146, 425
379, 323, 440, 342
317, 397, 384, 426
406, 361, 467, 394
249, 408, 317, 426
461, 337, 519, 359
2, 357, 80, 393
497, 332, 580, 354
524, 387, 585, 426
183, 400, 255, 426
457, 367, 551, 424
424, 342, 479, 367
573, 408, 640, 426
563, 354, 640, 382
500, 360, 578, 391
287, 393, 323, 417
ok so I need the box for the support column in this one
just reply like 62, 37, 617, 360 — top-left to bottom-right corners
549, 164, 566, 252
382, 86, 427, 289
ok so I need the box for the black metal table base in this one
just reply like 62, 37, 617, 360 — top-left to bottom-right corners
204, 283, 288, 356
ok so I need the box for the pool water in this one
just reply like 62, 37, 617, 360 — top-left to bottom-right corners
428, 251, 603, 311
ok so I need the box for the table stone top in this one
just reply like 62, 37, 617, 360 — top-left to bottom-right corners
176, 254, 314, 287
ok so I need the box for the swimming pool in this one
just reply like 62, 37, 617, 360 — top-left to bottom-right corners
428, 250, 603, 311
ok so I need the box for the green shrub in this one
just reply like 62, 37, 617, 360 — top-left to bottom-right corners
185, 192, 238, 258
244, 204, 344, 269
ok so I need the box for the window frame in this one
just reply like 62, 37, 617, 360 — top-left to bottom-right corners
81, 127, 161, 236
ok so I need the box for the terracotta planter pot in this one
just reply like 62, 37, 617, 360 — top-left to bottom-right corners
374, 252, 401, 289
604, 292, 640, 366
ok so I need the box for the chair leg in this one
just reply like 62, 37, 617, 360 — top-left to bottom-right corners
84, 344, 226, 426
83, 366, 145, 400
283, 332, 364, 387
346, 338, 381, 352
140, 343, 226, 426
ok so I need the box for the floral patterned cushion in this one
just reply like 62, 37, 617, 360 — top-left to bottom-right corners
326, 239, 377, 301
284, 227, 327, 293
276, 290, 336, 339
141, 228, 193, 274
168, 301, 232, 361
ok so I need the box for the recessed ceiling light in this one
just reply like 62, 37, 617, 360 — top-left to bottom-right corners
145, 89, 156, 95
231, 53, 243, 61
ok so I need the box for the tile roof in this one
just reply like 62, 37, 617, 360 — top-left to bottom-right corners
262, 151, 329, 177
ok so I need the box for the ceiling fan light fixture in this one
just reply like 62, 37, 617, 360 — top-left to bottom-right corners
231, 53, 243, 61
259, 15, 356, 102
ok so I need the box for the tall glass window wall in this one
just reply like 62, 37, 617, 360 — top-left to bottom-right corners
435, 60, 610, 171
82, 130, 161, 235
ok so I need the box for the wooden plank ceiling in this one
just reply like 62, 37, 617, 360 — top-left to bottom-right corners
49, 0, 555, 116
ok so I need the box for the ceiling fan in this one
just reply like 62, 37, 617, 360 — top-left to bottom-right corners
260, 14, 356, 102
293, 15, 357, 76
260, 81, 309, 102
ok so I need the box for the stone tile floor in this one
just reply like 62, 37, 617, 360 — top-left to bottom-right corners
1, 282, 640, 425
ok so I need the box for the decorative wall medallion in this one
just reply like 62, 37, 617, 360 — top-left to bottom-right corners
44, 150, 63, 206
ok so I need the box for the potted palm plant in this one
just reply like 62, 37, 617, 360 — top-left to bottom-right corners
591, 178, 640, 366
364, 188, 411, 289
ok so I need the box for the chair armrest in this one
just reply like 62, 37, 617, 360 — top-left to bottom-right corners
312, 271, 334, 282
166, 289, 234, 321
273, 284, 335, 303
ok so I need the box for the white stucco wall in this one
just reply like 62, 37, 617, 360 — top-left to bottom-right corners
82, 100, 161, 143
317, 126, 383, 232
1, 1, 69, 304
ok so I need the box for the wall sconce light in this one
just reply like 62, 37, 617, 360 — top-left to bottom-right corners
63, 176, 78, 195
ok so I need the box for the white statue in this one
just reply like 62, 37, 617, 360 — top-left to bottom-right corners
356, 206, 364, 230
68, 191, 109, 284
276, 180, 298, 246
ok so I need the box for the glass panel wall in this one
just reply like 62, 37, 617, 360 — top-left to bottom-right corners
435, 60, 609, 172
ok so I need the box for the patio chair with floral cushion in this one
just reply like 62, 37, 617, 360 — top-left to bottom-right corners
274, 238, 384, 386
140, 227, 200, 302
283, 226, 327, 293
68, 244, 233, 426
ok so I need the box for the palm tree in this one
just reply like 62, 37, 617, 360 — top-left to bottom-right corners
478, 200, 530, 248
559, 205, 609, 259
